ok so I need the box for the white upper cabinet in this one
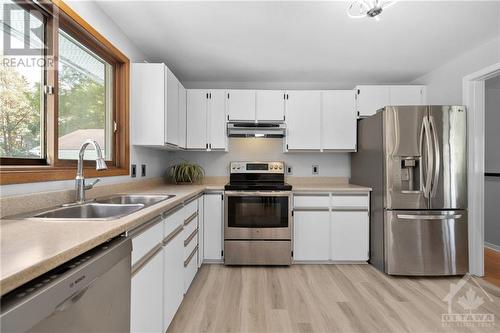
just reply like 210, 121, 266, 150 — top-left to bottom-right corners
131, 63, 186, 148
178, 84, 187, 149
356, 85, 427, 117
322, 90, 357, 151
186, 90, 208, 149
256, 90, 285, 122
389, 85, 426, 106
355, 85, 390, 118
166, 68, 180, 147
186, 90, 227, 151
226, 90, 256, 122
285, 91, 321, 150
209, 90, 227, 150
131, 63, 165, 146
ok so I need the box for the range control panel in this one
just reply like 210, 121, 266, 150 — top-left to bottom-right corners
230, 161, 285, 174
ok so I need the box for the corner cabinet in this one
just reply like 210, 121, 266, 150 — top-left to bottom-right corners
186, 90, 227, 151
131, 63, 186, 148
355, 85, 426, 117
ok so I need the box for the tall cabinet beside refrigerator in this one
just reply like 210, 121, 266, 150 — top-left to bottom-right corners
352, 106, 468, 275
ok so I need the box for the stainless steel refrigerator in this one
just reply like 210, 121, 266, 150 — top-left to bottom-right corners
352, 106, 468, 275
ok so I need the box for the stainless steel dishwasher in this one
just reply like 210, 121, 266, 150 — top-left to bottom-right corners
1, 236, 132, 333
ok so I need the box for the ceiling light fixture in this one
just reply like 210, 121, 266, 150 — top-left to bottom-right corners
347, 0, 398, 19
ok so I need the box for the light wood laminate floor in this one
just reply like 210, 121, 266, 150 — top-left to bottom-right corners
168, 264, 500, 333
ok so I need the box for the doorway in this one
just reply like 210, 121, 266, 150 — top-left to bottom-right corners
484, 75, 500, 287
463, 62, 500, 277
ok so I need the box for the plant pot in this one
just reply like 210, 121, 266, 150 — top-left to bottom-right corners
175, 181, 194, 185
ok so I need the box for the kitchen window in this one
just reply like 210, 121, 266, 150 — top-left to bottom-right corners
0, 0, 129, 184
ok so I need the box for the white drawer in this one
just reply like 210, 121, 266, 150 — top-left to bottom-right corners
184, 228, 198, 260
132, 219, 163, 265
183, 210, 198, 239
294, 195, 330, 208
163, 207, 184, 239
183, 199, 198, 220
184, 246, 198, 293
331, 194, 369, 208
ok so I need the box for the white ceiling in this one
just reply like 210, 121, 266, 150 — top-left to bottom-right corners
96, 1, 500, 89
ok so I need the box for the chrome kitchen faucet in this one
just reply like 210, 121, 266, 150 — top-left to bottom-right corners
75, 139, 108, 203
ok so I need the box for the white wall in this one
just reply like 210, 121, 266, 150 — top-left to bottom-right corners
0, 0, 168, 197
168, 138, 350, 177
412, 36, 500, 104
485, 76, 500, 248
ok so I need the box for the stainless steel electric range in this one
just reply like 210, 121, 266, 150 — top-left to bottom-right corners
224, 161, 292, 265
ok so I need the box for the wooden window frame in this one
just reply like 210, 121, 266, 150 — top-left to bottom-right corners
0, 0, 129, 185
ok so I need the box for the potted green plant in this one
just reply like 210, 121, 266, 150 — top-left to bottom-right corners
166, 161, 205, 184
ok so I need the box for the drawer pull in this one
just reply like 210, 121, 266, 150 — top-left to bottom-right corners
131, 243, 163, 277
184, 212, 198, 226
184, 228, 198, 247
293, 207, 330, 212
332, 206, 368, 212
184, 245, 198, 267
163, 224, 184, 246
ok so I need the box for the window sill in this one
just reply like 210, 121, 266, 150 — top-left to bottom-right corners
0, 166, 129, 185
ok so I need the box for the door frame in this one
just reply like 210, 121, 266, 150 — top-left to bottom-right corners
463, 62, 500, 276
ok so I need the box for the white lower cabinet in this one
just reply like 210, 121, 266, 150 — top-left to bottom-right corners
197, 196, 204, 267
163, 212, 185, 332
293, 210, 330, 261
131, 197, 205, 333
331, 211, 369, 261
203, 193, 223, 261
293, 193, 370, 262
130, 247, 164, 333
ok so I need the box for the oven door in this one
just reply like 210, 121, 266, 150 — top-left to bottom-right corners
224, 191, 291, 240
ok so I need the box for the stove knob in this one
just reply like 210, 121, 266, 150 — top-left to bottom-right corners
279, 166, 283, 170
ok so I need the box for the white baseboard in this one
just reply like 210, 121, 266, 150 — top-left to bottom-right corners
293, 260, 368, 265
484, 242, 500, 252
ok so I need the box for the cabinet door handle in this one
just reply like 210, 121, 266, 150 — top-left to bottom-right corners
206, 143, 208, 149
206, 93, 208, 99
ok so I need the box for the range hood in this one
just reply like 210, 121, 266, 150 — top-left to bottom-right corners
227, 122, 286, 138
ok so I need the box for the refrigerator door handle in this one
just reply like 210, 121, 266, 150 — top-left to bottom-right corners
419, 116, 433, 198
429, 116, 440, 198
397, 214, 462, 220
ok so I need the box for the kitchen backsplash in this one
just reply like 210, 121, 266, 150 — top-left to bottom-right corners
167, 138, 350, 177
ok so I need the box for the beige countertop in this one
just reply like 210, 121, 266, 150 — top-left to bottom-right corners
0, 180, 370, 296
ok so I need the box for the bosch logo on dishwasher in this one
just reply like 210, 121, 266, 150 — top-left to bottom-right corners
69, 275, 86, 288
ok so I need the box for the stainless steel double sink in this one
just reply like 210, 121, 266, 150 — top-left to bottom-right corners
21, 194, 175, 220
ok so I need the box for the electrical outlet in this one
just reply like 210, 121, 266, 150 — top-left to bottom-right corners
141, 164, 146, 177
131, 164, 137, 178
287, 166, 293, 175
312, 165, 319, 175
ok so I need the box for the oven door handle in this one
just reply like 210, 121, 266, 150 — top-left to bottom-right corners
224, 191, 291, 197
